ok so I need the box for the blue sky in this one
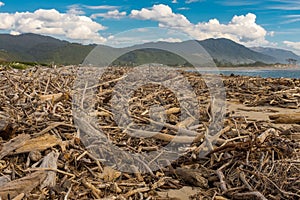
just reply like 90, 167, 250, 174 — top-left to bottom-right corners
0, 0, 300, 54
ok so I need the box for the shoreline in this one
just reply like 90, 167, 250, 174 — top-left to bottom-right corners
180, 65, 300, 71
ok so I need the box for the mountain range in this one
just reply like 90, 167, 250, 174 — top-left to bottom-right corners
250, 47, 300, 64
0, 33, 299, 66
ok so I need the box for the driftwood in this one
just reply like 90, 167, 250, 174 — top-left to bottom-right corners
0, 171, 47, 199
0, 151, 59, 199
0, 134, 30, 160
174, 168, 209, 188
269, 113, 300, 124
257, 128, 279, 143
0, 66, 299, 199
0, 134, 61, 159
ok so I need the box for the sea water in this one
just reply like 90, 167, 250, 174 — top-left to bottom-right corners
195, 69, 300, 79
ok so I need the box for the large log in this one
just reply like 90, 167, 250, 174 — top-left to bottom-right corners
269, 113, 300, 124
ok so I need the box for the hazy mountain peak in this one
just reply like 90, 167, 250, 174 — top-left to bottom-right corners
251, 46, 300, 64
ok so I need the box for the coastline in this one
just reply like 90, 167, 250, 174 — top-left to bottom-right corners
180, 65, 300, 71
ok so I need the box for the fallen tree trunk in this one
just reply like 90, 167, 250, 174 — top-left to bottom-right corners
269, 113, 300, 124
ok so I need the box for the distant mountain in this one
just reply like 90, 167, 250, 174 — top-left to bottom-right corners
251, 47, 300, 64
0, 33, 95, 65
0, 33, 293, 66
85, 38, 277, 67
198, 38, 277, 65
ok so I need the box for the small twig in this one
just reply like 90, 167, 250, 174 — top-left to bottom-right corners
25, 168, 75, 178
135, 116, 199, 136
134, 157, 155, 177
241, 168, 300, 198
216, 161, 232, 192
234, 191, 268, 200
239, 171, 252, 190
32, 122, 74, 137
87, 152, 104, 173
82, 178, 102, 199
268, 150, 275, 176
216, 169, 227, 192
76, 151, 88, 161
123, 187, 150, 198
127, 128, 204, 144
64, 184, 72, 200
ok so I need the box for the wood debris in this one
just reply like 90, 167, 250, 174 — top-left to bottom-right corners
0, 66, 299, 199
269, 113, 300, 124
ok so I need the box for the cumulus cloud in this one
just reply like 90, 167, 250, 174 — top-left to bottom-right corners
130, 4, 271, 46
91, 10, 126, 19
131, 4, 192, 28
0, 9, 106, 43
0, 1, 4, 7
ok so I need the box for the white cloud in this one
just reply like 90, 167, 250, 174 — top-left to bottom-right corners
267, 1, 300, 11
178, 7, 190, 10
172, 0, 178, 3
0, 2, 4, 7
130, 4, 271, 46
158, 37, 182, 42
67, 5, 85, 15
284, 41, 300, 49
0, 9, 106, 44
283, 41, 300, 55
269, 5, 300, 10
268, 31, 275, 37
282, 14, 300, 24
218, 1, 260, 6
84, 5, 120, 10
131, 4, 192, 28
185, 0, 204, 4
91, 10, 126, 19
136, 28, 150, 32
10, 31, 20, 35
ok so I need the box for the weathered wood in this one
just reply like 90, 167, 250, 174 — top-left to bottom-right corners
0, 134, 30, 160
0, 66, 299, 199
269, 113, 300, 124
12, 134, 61, 154
0, 171, 46, 200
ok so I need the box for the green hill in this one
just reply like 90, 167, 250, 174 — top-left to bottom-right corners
0, 33, 95, 65
198, 38, 277, 65
1, 33, 295, 66
112, 48, 191, 66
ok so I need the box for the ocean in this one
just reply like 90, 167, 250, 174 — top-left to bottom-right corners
196, 69, 300, 79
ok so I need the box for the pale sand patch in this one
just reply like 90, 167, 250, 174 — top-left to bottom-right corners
227, 101, 300, 129
157, 186, 200, 200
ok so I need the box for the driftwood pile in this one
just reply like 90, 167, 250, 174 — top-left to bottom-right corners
0, 66, 299, 200
222, 75, 300, 109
